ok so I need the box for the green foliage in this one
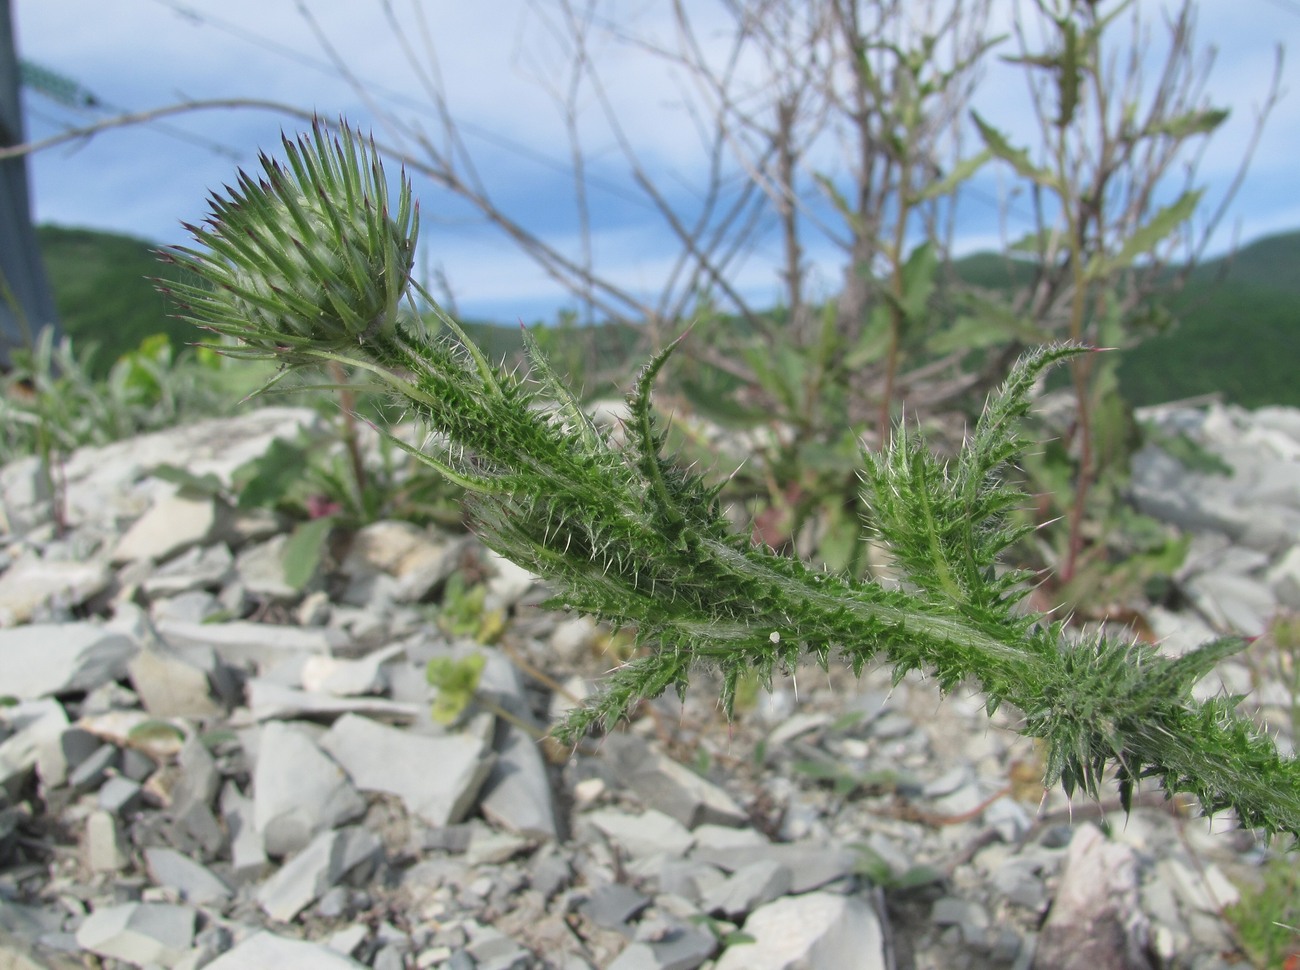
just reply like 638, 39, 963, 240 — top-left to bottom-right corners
436, 573, 506, 644
425, 653, 486, 725
167, 120, 1300, 842
1120, 275, 1300, 408
946, 233, 1300, 409
1225, 855, 1300, 968
689, 913, 752, 949
154, 422, 464, 590
851, 843, 943, 891
36, 225, 199, 374
0, 327, 236, 466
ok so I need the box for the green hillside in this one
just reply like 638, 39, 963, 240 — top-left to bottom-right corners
1189, 231, 1300, 294
36, 224, 195, 375
952, 232, 1300, 408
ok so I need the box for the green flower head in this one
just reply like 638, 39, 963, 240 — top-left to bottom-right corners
161, 117, 418, 363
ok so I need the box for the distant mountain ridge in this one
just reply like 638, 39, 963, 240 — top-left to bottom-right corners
35, 223, 1300, 407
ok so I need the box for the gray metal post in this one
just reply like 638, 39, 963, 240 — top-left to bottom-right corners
0, 0, 59, 368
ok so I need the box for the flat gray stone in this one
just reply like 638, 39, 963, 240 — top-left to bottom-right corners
690, 842, 858, 894
140, 542, 234, 597
479, 723, 559, 839
700, 859, 792, 920
610, 919, 717, 970
75, 902, 196, 966
713, 892, 886, 970
66, 743, 118, 794
167, 734, 225, 857
219, 782, 269, 882
98, 775, 144, 815
156, 619, 344, 669
253, 721, 366, 857
319, 713, 493, 827
144, 847, 233, 905
0, 624, 136, 699
256, 826, 381, 922
203, 930, 367, 969
604, 734, 747, 829
579, 883, 651, 931
1268, 544, 1300, 609
932, 896, 991, 946
151, 590, 224, 624
232, 534, 302, 600
585, 808, 695, 860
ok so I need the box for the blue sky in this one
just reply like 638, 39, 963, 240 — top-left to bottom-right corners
13, 0, 1300, 325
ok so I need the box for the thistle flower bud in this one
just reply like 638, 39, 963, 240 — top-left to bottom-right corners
161, 118, 418, 363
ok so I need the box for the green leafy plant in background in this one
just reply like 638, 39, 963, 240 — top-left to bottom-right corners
162, 119, 1300, 841
961, 0, 1277, 602
0, 328, 235, 466
1224, 855, 1300, 968
154, 425, 464, 593
425, 653, 487, 726
0, 327, 245, 534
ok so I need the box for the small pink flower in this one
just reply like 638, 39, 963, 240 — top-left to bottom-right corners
306, 495, 343, 519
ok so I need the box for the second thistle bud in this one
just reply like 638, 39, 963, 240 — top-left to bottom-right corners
163, 118, 418, 363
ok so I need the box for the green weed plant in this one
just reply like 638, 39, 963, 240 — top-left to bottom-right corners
161, 119, 1300, 841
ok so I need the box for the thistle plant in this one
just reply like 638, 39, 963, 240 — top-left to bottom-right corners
162, 119, 1300, 841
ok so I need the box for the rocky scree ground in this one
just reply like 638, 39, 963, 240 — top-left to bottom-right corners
0, 398, 1297, 970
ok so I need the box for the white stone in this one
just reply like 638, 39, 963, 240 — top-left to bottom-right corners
319, 713, 493, 827
253, 721, 366, 857
75, 902, 195, 966
300, 644, 403, 696
1035, 824, 1150, 969
340, 520, 456, 602
246, 679, 422, 722
548, 616, 601, 663
204, 931, 367, 969
232, 534, 301, 599
0, 409, 323, 536
128, 642, 227, 718
0, 698, 68, 798
713, 892, 886, 970
0, 556, 111, 626
482, 548, 537, 609
0, 624, 136, 699
85, 809, 131, 873
1184, 572, 1277, 636
111, 493, 224, 564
